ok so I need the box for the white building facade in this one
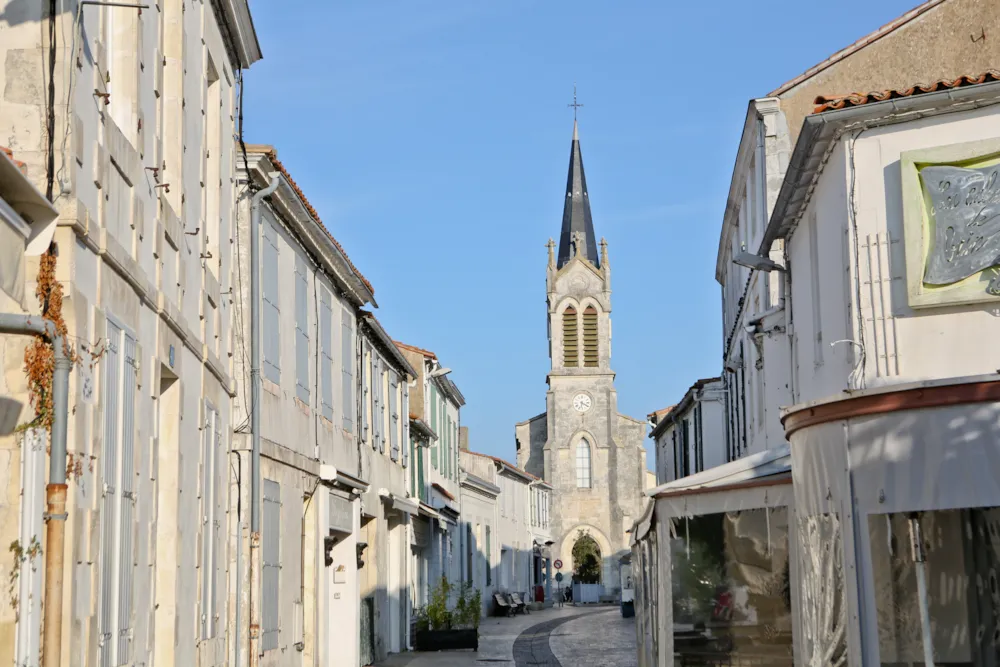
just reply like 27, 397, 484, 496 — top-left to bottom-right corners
0, 3, 261, 667
648, 378, 727, 485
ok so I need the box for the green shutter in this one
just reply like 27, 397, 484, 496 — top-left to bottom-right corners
418, 445, 426, 502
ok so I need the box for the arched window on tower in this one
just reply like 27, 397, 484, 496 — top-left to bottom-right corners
583, 306, 598, 367
576, 439, 592, 488
562, 307, 579, 367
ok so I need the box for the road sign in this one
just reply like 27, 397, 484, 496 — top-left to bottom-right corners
553, 559, 563, 570
555, 572, 564, 583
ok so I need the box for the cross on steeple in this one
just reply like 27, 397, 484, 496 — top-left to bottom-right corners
568, 83, 583, 121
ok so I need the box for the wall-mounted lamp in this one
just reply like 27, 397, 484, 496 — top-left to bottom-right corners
733, 251, 785, 273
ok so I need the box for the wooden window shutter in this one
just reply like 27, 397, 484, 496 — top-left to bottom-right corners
262, 221, 280, 383
389, 370, 399, 461
562, 307, 579, 367
319, 290, 334, 421
294, 256, 309, 402
583, 306, 598, 367
341, 310, 354, 432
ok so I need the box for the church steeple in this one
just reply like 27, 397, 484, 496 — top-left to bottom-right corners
557, 120, 599, 269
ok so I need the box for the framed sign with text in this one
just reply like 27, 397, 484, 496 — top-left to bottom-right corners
902, 138, 1000, 308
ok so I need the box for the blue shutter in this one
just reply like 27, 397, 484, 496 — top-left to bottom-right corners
372, 354, 381, 452
389, 370, 399, 461
262, 479, 281, 651
294, 255, 309, 403
319, 290, 333, 420
262, 222, 280, 383
361, 341, 369, 442
378, 362, 386, 454
341, 311, 353, 432
99, 321, 120, 667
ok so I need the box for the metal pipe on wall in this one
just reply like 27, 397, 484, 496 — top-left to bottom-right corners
248, 174, 280, 666
0, 313, 72, 667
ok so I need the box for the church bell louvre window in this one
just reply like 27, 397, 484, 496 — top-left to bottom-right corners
563, 307, 579, 367
576, 439, 592, 488
583, 306, 598, 367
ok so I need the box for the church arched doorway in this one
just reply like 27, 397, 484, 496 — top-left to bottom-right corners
572, 534, 602, 584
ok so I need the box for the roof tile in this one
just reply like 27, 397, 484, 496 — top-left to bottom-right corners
246, 144, 373, 294
813, 70, 1000, 113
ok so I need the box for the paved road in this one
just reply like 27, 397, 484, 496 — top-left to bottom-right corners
375, 605, 637, 667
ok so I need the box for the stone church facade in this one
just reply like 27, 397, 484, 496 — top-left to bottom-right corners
515, 121, 648, 593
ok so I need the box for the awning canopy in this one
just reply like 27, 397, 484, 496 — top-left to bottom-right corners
647, 444, 791, 498
381, 492, 419, 516
645, 445, 792, 521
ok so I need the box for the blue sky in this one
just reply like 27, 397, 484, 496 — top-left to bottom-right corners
242, 0, 921, 468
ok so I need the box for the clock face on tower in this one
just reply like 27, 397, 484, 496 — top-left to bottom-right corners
573, 393, 592, 413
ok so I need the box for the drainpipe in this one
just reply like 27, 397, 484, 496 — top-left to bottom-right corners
909, 513, 936, 667
249, 174, 280, 667
0, 313, 72, 667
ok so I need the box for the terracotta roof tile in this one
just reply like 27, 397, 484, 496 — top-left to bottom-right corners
465, 450, 545, 483
394, 340, 437, 360
1, 145, 29, 175
813, 70, 1000, 113
431, 482, 456, 502
647, 406, 675, 422
245, 144, 373, 294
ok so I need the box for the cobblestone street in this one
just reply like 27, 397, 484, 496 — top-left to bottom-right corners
375, 606, 638, 667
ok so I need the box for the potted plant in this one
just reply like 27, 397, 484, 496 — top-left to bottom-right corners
414, 578, 480, 651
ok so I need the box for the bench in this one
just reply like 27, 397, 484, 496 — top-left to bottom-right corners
493, 592, 514, 617
510, 592, 530, 614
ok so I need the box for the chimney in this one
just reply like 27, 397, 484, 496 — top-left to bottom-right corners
459, 426, 469, 451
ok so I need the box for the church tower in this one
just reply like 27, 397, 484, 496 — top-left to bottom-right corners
516, 120, 648, 592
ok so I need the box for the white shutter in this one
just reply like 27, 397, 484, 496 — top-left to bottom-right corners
117, 332, 136, 664
262, 221, 280, 383
99, 320, 121, 667
340, 311, 353, 432
200, 405, 218, 639
319, 289, 333, 420
294, 255, 309, 402
389, 370, 399, 461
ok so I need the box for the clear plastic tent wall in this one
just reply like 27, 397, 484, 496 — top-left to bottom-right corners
635, 446, 799, 667
784, 377, 1000, 666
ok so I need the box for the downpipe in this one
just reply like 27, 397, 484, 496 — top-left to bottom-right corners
248, 174, 280, 667
0, 313, 72, 667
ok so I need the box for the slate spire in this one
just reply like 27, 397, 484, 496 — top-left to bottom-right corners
557, 120, 599, 269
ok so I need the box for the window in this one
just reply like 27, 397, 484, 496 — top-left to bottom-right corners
294, 256, 309, 403
200, 403, 222, 639
98, 319, 138, 667
262, 221, 280, 383
341, 309, 354, 431
319, 289, 334, 420
466, 524, 473, 584
562, 307, 579, 367
262, 479, 281, 651
583, 306, 598, 367
389, 370, 399, 461
576, 439, 592, 488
